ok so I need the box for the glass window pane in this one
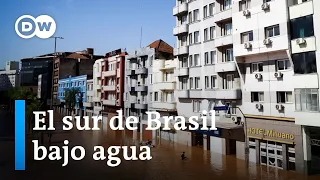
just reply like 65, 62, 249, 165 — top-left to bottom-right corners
274, 26, 280, 36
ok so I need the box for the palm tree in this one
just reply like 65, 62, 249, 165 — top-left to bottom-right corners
64, 87, 81, 118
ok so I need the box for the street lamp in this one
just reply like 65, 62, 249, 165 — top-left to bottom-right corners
50, 36, 64, 109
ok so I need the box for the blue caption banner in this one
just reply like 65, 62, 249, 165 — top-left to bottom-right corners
15, 100, 25, 170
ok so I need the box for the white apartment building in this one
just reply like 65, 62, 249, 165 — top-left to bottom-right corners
84, 79, 94, 117
124, 40, 174, 142
93, 59, 104, 116
0, 61, 20, 91
230, 0, 319, 174
173, 0, 244, 159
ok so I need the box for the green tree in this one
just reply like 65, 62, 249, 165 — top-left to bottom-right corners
64, 87, 80, 117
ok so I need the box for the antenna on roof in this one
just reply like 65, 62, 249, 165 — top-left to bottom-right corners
140, 27, 143, 48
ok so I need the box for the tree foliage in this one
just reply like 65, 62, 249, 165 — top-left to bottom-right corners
64, 87, 80, 111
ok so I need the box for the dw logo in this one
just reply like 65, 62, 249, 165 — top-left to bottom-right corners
15, 15, 56, 39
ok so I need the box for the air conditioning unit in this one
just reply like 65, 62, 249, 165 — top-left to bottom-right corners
274, 72, 283, 78
243, 9, 250, 16
296, 38, 306, 45
261, 3, 270, 10
231, 116, 237, 123
244, 42, 252, 49
276, 104, 284, 111
116, 85, 120, 92
116, 100, 120, 106
137, 81, 141, 86
263, 38, 272, 45
256, 104, 263, 110
255, 73, 262, 80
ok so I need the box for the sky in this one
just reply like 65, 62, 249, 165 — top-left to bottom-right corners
0, 0, 176, 68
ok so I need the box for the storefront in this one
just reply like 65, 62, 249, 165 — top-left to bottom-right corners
246, 117, 304, 173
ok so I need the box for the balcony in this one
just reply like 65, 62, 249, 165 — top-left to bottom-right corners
134, 102, 148, 110
176, 68, 189, 76
289, 0, 313, 20
124, 101, 134, 108
135, 67, 148, 75
176, 90, 189, 98
96, 72, 101, 78
295, 111, 320, 127
102, 99, 116, 105
83, 102, 93, 107
92, 97, 101, 102
126, 69, 135, 76
152, 102, 176, 111
215, 89, 242, 99
215, 35, 233, 47
173, 2, 188, 16
102, 85, 116, 91
135, 85, 148, 92
174, 46, 189, 56
127, 54, 137, 60
213, 8, 232, 23
173, 24, 188, 36
215, 61, 236, 72
158, 82, 176, 90
117, 69, 121, 78
102, 70, 116, 77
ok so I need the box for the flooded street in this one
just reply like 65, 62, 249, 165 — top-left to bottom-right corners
1, 111, 320, 179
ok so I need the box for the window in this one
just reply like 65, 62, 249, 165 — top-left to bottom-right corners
223, 23, 232, 36
210, 76, 216, 88
188, 12, 192, 23
209, 3, 215, 16
276, 59, 291, 71
295, 89, 318, 111
226, 74, 234, 89
189, 77, 194, 89
150, 74, 153, 84
182, 56, 188, 68
189, 33, 193, 44
181, 35, 188, 46
203, 5, 208, 18
194, 31, 199, 43
194, 54, 200, 66
193, 9, 199, 21
292, 51, 317, 74
251, 62, 263, 73
204, 28, 208, 41
223, 48, 233, 62
180, 15, 188, 25
223, 0, 231, 10
154, 92, 158, 101
241, 31, 253, 43
290, 15, 314, 39
277, 91, 292, 103
195, 77, 200, 89
205, 52, 209, 65
239, 0, 251, 11
193, 100, 201, 112
251, 92, 264, 102
205, 76, 209, 89
181, 77, 188, 89
265, 25, 280, 38
210, 26, 215, 39
189, 55, 193, 67
210, 51, 216, 64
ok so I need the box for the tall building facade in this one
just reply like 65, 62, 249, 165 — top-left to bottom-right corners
173, 0, 319, 175
101, 49, 126, 122
0, 61, 20, 91
173, 0, 244, 160
93, 59, 104, 116
124, 40, 174, 141
20, 55, 54, 94
84, 79, 94, 117
52, 48, 103, 106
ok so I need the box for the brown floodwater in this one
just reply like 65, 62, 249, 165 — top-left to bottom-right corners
2, 111, 320, 180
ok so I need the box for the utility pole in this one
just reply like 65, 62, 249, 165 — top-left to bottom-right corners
50, 36, 64, 109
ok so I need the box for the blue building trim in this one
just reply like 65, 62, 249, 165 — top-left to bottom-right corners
58, 75, 87, 110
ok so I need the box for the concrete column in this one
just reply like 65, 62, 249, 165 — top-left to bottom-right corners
203, 135, 208, 150
282, 144, 288, 171
302, 126, 312, 174
140, 123, 143, 142
255, 139, 260, 164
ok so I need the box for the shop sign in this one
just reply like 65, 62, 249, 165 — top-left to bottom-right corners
194, 128, 221, 137
247, 128, 294, 140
